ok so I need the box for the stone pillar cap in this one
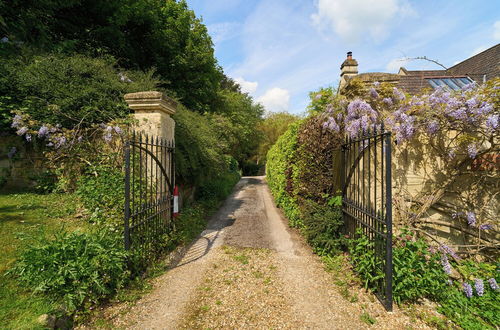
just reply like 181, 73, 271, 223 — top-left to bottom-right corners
124, 91, 177, 115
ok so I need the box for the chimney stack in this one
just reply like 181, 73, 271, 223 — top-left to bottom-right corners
340, 51, 358, 89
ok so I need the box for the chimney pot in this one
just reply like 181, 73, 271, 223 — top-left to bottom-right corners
347, 51, 352, 59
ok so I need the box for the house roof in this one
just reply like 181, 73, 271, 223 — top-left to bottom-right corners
341, 43, 499, 95
448, 43, 500, 82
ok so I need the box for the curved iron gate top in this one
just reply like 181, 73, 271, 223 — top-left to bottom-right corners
124, 133, 175, 260
341, 128, 393, 311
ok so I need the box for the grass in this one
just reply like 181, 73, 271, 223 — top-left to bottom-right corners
0, 192, 86, 330
360, 311, 376, 325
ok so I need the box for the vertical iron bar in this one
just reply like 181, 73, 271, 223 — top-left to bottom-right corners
124, 140, 131, 250
385, 132, 393, 311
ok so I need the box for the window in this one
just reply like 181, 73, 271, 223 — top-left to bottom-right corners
426, 77, 474, 91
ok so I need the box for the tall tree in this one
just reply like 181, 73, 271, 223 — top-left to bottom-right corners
0, 0, 221, 113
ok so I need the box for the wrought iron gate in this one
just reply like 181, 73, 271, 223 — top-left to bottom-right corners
124, 133, 175, 258
341, 127, 393, 311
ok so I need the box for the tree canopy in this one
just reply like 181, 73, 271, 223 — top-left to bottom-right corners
0, 0, 222, 113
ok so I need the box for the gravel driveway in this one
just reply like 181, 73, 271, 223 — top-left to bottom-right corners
95, 176, 429, 329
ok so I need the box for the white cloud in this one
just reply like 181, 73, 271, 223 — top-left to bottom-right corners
386, 58, 410, 72
234, 77, 258, 94
257, 87, 290, 112
311, 0, 416, 43
494, 21, 500, 40
207, 22, 241, 44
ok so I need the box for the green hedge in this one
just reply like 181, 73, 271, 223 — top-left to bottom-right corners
266, 121, 302, 227
266, 118, 343, 254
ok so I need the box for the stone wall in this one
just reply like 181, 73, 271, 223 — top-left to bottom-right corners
0, 136, 47, 190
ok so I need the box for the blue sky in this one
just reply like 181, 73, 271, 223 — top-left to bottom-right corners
186, 0, 500, 114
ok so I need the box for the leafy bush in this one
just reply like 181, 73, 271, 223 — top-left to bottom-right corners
196, 157, 240, 201
3, 53, 160, 129
174, 105, 229, 188
392, 232, 449, 304
349, 230, 500, 328
76, 164, 124, 224
30, 171, 58, 194
347, 231, 384, 290
300, 199, 343, 255
438, 281, 500, 329
266, 121, 302, 227
10, 230, 131, 313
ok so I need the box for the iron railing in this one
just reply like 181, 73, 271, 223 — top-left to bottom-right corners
341, 127, 393, 311
124, 133, 175, 259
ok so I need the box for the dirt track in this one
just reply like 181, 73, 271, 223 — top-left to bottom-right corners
94, 176, 428, 329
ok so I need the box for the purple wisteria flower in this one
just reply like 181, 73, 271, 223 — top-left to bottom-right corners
103, 133, 113, 143
479, 224, 493, 230
77, 136, 83, 142
477, 102, 493, 115
7, 147, 16, 159
314, 93, 322, 100
11, 114, 23, 128
323, 117, 340, 132
488, 278, 499, 290
373, 81, 380, 87
54, 136, 66, 149
461, 82, 476, 91
439, 244, 460, 260
449, 108, 467, 121
25, 134, 32, 142
393, 87, 406, 101
467, 144, 478, 159
113, 126, 123, 135
369, 87, 379, 99
475, 279, 484, 296
463, 282, 473, 298
466, 97, 478, 109
410, 96, 424, 107
38, 125, 50, 138
390, 109, 415, 142
382, 97, 393, 106
16, 127, 28, 136
448, 148, 456, 159
466, 211, 476, 227
345, 99, 378, 138
441, 254, 451, 274
486, 114, 499, 131
427, 121, 440, 134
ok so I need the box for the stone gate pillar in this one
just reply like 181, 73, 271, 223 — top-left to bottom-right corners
124, 91, 177, 140
124, 91, 177, 202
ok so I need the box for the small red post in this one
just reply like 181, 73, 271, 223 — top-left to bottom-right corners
173, 185, 179, 217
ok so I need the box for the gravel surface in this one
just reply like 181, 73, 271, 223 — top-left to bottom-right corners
85, 176, 432, 329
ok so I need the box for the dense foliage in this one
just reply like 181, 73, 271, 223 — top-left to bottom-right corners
0, 0, 264, 172
349, 231, 500, 328
267, 80, 499, 328
10, 230, 131, 313
255, 111, 299, 165
4, 54, 158, 129
0, 0, 221, 113
1, 1, 257, 324
266, 118, 344, 254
